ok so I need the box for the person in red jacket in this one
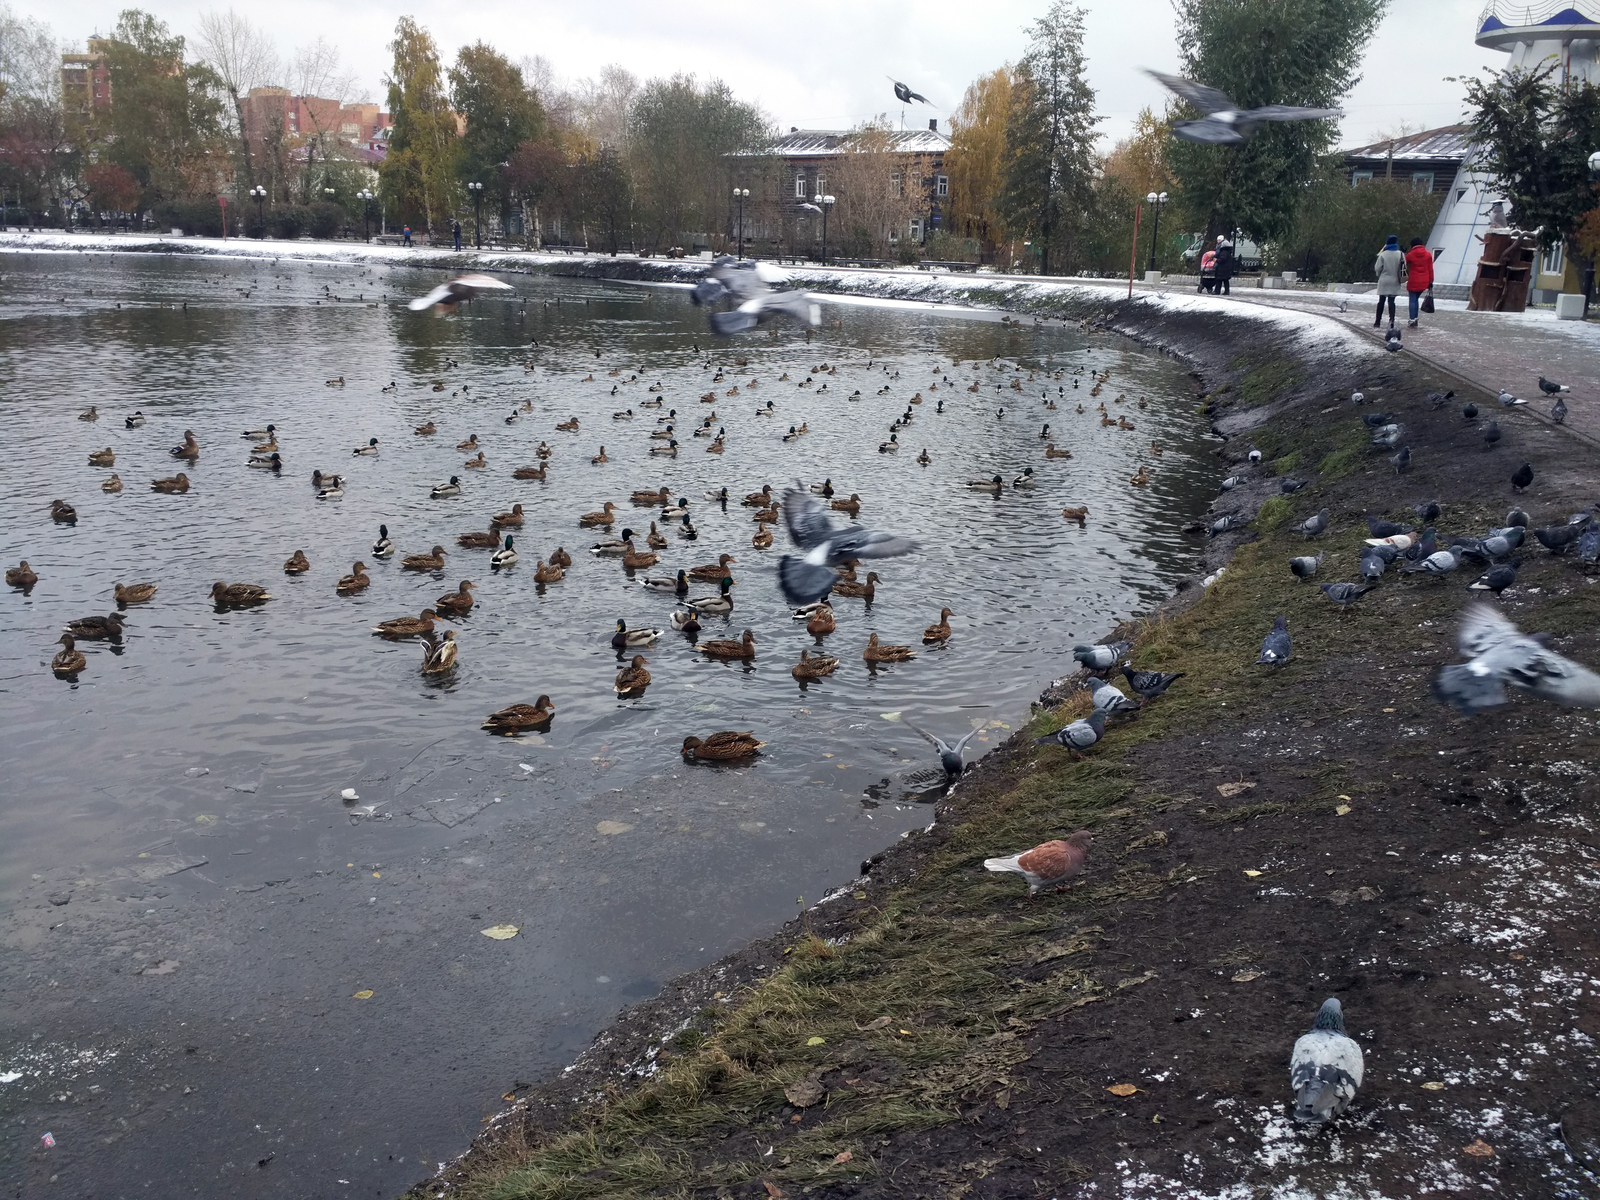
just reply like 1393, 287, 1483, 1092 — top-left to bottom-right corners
1405, 238, 1434, 328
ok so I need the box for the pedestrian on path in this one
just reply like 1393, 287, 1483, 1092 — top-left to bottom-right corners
402, 224, 412, 248
1198, 247, 1218, 293
1374, 234, 1404, 328
453, 220, 461, 251
1214, 235, 1235, 296
1405, 238, 1434, 328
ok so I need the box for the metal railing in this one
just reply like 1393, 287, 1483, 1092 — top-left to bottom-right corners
1478, 0, 1600, 29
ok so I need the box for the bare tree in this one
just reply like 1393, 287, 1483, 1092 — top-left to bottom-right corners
291, 37, 362, 200
194, 9, 278, 187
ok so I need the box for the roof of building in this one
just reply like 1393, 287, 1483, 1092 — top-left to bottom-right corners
765, 126, 950, 157
1342, 125, 1473, 165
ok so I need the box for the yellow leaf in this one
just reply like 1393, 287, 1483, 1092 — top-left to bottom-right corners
1335, 804, 1352, 816
832, 1151, 854, 1165
1106, 1083, 1141, 1097
194, 814, 217, 825
352, 989, 374, 999
596, 820, 633, 835
1421, 1081, 1446, 1091
372, 872, 381, 878
1231, 970, 1262, 983
1337, 794, 1351, 801
806, 1036, 826, 1046
1243, 869, 1263, 878
853, 891, 868, 900
1463, 1138, 1495, 1158
1216, 781, 1255, 798
480, 924, 519, 940
898, 1029, 914, 1036
1382, 707, 1395, 713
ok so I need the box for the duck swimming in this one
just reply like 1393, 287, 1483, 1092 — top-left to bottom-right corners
688, 576, 736, 613
614, 654, 651, 694
431, 476, 462, 498
491, 536, 519, 568
640, 568, 688, 595
52, 633, 86, 677
699, 628, 756, 661
372, 525, 395, 557
482, 697, 556, 735
114, 581, 159, 605
420, 629, 458, 674
284, 549, 311, 573
335, 562, 371, 594
435, 580, 476, 616
402, 545, 449, 571
612, 619, 661, 649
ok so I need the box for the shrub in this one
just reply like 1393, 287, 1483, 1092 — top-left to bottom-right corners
308, 202, 344, 240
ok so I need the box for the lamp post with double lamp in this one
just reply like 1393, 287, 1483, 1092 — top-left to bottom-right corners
813, 193, 834, 264
467, 181, 483, 249
733, 187, 749, 259
1145, 191, 1168, 276
249, 185, 266, 239
357, 189, 374, 242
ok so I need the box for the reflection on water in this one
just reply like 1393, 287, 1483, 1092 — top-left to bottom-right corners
0, 252, 1216, 900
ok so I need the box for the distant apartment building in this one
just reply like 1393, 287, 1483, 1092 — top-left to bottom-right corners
241, 88, 392, 153
59, 38, 115, 124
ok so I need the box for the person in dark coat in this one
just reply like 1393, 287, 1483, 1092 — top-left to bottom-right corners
453, 220, 462, 251
1404, 238, 1434, 328
1213, 235, 1235, 295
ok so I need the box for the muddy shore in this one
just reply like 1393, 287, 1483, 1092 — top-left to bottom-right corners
408, 264, 1600, 1199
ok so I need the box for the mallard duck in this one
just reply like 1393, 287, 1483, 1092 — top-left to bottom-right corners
1130, 466, 1151, 488
125, 411, 146, 428
555, 417, 579, 432
351, 437, 379, 457
681, 731, 765, 761
922, 607, 954, 643
647, 522, 668, 549
743, 484, 773, 507
420, 629, 458, 674
491, 536, 519, 568
649, 439, 678, 457
1149, 441, 1162, 455
703, 487, 729, 508
831, 572, 879, 601
633, 486, 671, 506
756, 400, 776, 417
783, 425, 800, 443
532, 558, 564, 583
579, 502, 618, 527
830, 493, 861, 516
661, 499, 689, 519
402, 545, 449, 571
513, 463, 548, 480
535, 441, 553, 459
489, 503, 524, 528
612, 619, 661, 649
752, 522, 773, 549
614, 654, 651, 694
967, 475, 1003, 493
79, 405, 98, 421
464, 451, 487, 469
151, 474, 190, 494
114, 581, 159, 605
791, 649, 839, 680
336, 562, 371, 594
676, 515, 698, 540
211, 581, 272, 605
326, 376, 345, 387
7, 561, 38, 588
457, 434, 480, 450
640, 396, 663, 408
669, 609, 701, 632
751, 504, 778, 524
1118, 416, 1135, 431
621, 540, 659, 570
1061, 505, 1089, 525
613, 409, 635, 421
373, 609, 438, 639
689, 554, 738, 581
284, 549, 311, 573
699, 627, 756, 660
591, 526, 635, 555
706, 436, 725, 455
316, 475, 344, 499
916, 449, 931, 465
102, 474, 123, 493
863, 632, 915, 663
640, 568, 688, 595
170, 430, 200, 459
1014, 468, 1035, 488
249, 451, 283, 470
435, 580, 476, 616
414, 421, 437, 436
371, 525, 395, 557
1100, 413, 1116, 427
805, 603, 835, 637
504, 408, 521, 425
52, 633, 86, 676
809, 479, 835, 497
878, 433, 899, 453
482, 696, 556, 735
458, 527, 500, 549
650, 423, 676, 440
550, 547, 572, 568
431, 476, 463, 498
1044, 443, 1072, 459
688, 575, 737, 614
88, 447, 115, 467
591, 446, 609, 464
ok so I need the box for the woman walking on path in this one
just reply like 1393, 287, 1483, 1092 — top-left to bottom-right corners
1404, 238, 1434, 328
1374, 234, 1404, 328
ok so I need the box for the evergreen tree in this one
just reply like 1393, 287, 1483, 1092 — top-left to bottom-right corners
380, 17, 457, 234
450, 43, 544, 229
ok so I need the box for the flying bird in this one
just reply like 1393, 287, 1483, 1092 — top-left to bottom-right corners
889, 77, 931, 105
983, 831, 1092, 896
1432, 602, 1600, 713
1144, 70, 1341, 144
905, 720, 984, 779
1291, 998, 1364, 1124
693, 256, 820, 337
408, 273, 515, 312
776, 486, 916, 605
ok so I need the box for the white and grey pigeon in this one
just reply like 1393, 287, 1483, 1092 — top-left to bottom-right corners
1498, 388, 1527, 407
1090, 677, 1142, 717
776, 486, 916, 606
1433, 602, 1600, 713
1289, 552, 1325, 581
1291, 998, 1364, 1124
905, 720, 983, 780
692, 256, 821, 337
407, 272, 515, 311
1299, 508, 1329, 538
1401, 547, 1459, 577
1073, 640, 1134, 672
1143, 69, 1341, 144
1034, 710, 1106, 757
1257, 615, 1292, 666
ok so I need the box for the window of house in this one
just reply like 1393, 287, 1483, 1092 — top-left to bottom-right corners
890, 172, 902, 198
1411, 172, 1435, 192
909, 217, 923, 241
936, 174, 948, 197
794, 174, 806, 198
1541, 242, 1565, 278
816, 177, 826, 197
1350, 170, 1374, 186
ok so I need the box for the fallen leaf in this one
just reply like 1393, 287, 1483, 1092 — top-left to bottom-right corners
832, 1151, 853, 1165
1106, 1083, 1141, 1097
762, 1182, 788, 1199
1382, 707, 1395, 713
856, 1016, 892, 1031
898, 1029, 914, 1036
481, 924, 519, 940
853, 891, 868, 900
806, 1036, 826, 1046
1231, 970, 1262, 983
784, 1075, 825, 1108
194, 814, 217, 825
596, 820, 633, 836
1216, 781, 1255, 798
994, 1088, 1011, 1110
1337, 794, 1351, 801
1243, 869, 1263, 878
879, 711, 901, 721
352, 989, 374, 999
1463, 1138, 1495, 1158
1421, 1081, 1446, 1091
1335, 804, 1352, 816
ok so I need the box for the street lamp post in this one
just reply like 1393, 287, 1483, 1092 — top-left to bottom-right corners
813, 193, 834, 264
467, 181, 484, 249
249, 185, 266, 239
357, 189, 374, 242
733, 187, 749, 259
1145, 190, 1168, 274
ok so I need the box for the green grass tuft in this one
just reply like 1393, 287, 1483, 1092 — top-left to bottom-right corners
1253, 496, 1293, 531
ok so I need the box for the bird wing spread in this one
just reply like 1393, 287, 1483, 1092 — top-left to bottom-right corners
1172, 119, 1246, 144
904, 720, 951, 754
1247, 104, 1341, 122
408, 284, 455, 311
781, 488, 838, 549
1144, 69, 1235, 114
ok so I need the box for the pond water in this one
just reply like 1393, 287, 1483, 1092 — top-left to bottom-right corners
0, 250, 1215, 1194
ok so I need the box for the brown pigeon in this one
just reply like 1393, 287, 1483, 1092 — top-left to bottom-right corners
984, 831, 1093, 896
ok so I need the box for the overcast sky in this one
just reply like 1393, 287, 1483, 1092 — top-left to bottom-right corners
26, 0, 1506, 149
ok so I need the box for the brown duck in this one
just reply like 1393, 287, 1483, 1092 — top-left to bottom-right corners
88, 447, 115, 467
457, 528, 501, 549
699, 628, 756, 661
805, 603, 835, 637
513, 463, 548, 480
456, 434, 480, 451
52, 633, 87, 676
791, 650, 839, 680
335, 562, 371, 594
482, 696, 556, 735
6, 561, 38, 589
151, 473, 191, 493
681, 731, 765, 761
863, 632, 915, 663
114, 581, 159, 605
101, 474, 123, 493
550, 547, 573, 568
830, 493, 862, 516
402, 545, 449, 571
831, 571, 879, 601
491, 503, 525, 527
922, 607, 954, 643
414, 421, 437, 435
621, 540, 659, 570
372, 609, 438, 639
534, 559, 565, 583
283, 549, 311, 573
579, 502, 618, 526
210, 581, 272, 605
434, 580, 476, 616
688, 553, 738, 582
614, 654, 651, 695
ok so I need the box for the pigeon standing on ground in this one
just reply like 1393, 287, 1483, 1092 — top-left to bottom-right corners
1034, 710, 1107, 758
984, 830, 1093, 896
1462, 401, 1478, 420
1427, 390, 1455, 408
1280, 477, 1308, 494
1433, 603, 1600, 713
775, 487, 916, 605
1390, 446, 1412, 473
1402, 547, 1459, 577
1360, 411, 1395, 428
1369, 423, 1402, 448
1506, 507, 1531, 528
1289, 552, 1325, 581
1468, 558, 1521, 593
1534, 523, 1582, 554
1291, 998, 1364, 1124
1143, 70, 1341, 144
407, 273, 515, 312
1384, 328, 1404, 352
1321, 581, 1375, 611
1552, 396, 1568, 425
905, 721, 983, 780
1299, 508, 1329, 538
1257, 615, 1292, 666
1359, 550, 1388, 581
1539, 376, 1570, 395
1413, 500, 1441, 523
694, 258, 821, 337
1090, 677, 1142, 717
1578, 522, 1600, 563
1482, 420, 1501, 450
1120, 662, 1184, 700
1073, 640, 1134, 672
1499, 389, 1527, 407
1366, 514, 1407, 538
1511, 462, 1535, 492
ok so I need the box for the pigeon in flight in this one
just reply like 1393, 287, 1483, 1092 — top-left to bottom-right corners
890, 78, 931, 105
1144, 70, 1341, 144
905, 720, 983, 780
1538, 376, 1570, 395
1433, 602, 1600, 713
1291, 998, 1364, 1124
1073, 640, 1134, 672
408, 272, 515, 312
1120, 662, 1184, 700
693, 256, 820, 337
1257, 615, 1292, 666
1034, 710, 1107, 758
776, 486, 916, 605
984, 830, 1092, 896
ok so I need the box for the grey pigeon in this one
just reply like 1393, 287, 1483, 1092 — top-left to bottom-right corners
1143, 69, 1341, 144
1383, 331, 1404, 352
1321, 581, 1375, 610
1366, 514, 1406, 538
1257, 615, 1292, 666
1369, 423, 1402, 448
1390, 445, 1412, 472
1404, 527, 1438, 561
1120, 662, 1184, 700
905, 720, 983, 780
1551, 396, 1567, 425
1427, 389, 1455, 408
1433, 602, 1600, 713
694, 257, 821, 336
1218, 475, 1241, 492
1279, 477, 1308, 494
1499, 388, 1527, 407
1289, 552, 1325, 581
1401, 548, 1459, 577
1462, 401, 1478, 420
1299, 508, 1329, 538
1072, 640, 1133, 672
1208, 515, 1237, 538
1538, 376, 1570, 395
776, 486, 916, 605
1468, 558, 1521, 593
1291, 998, 1364, 1124
1413, 500, 1441, 523
1534, 523, 1581, 554
1482, 420, 1501, 450
1034, 709, 1107, 757
890, 78, 930, 105
1090, 677, 1142, 717
1487, 525, 1526, 548
1366, 540, 1402, 564
1359, 551, 1387, 581
1359, 411, 1395, 428
1578, 523, 1600, 563
1506, 507, 1530, 528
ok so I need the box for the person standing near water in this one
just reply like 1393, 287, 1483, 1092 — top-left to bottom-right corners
403, 225, 412, 247
1213, 235, 1235, 296
1404, 237, 1433, 328
453, 221, 462, 251
1374, 235, 1403, 329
